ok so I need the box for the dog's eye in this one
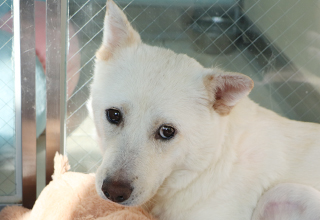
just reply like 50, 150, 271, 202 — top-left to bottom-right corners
157, 125, 175, 140
106, 108, 122, 124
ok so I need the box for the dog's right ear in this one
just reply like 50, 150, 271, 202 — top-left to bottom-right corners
204, 71, 254, 116
96, 0, 141, 61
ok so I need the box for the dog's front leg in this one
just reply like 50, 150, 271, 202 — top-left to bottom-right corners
252, 183, 320, 220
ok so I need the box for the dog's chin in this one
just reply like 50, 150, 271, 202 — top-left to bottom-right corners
125, 185, 162, 207
117, 197, 143, 207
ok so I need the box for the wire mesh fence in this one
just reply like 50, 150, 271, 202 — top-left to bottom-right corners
0, 0, 16, 196
66, 0, 320, 173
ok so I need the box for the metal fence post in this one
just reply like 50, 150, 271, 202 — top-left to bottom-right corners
19, 0, 37, 209
46, 0, 68, 185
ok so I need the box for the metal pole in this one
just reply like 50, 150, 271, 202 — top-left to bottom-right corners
19, 0, 37, 209
46, 0, 67, 185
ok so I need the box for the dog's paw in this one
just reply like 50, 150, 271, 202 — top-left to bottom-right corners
252, 183, 320, 220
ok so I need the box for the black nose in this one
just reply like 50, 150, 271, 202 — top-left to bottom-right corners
101, 179, 133, 203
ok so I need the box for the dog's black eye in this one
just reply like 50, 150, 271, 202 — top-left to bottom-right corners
106, 108, 122, 124
157, 125, 175, 140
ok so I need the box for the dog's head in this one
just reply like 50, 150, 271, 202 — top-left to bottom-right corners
91, 0, 254, 206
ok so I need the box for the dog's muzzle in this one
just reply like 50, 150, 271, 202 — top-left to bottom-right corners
101, 178, 133, 203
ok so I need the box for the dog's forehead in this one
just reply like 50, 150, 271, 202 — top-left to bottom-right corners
113, 44, 203, 81
92, 43, 209, 117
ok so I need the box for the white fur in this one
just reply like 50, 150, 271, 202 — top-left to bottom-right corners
90, 1, 320, 219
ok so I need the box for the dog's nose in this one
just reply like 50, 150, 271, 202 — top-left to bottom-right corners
101, 179, 133, 203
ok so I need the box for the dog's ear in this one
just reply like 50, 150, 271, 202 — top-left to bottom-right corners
96, 0, 141, 60
204, 72, 254, 116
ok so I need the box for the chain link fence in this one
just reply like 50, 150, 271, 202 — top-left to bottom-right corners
0, 0, 16, 196
66, 0, 320, 173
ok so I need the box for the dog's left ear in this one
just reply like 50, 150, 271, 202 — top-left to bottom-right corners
204, 72, 254, 116
96, 0, 141, 60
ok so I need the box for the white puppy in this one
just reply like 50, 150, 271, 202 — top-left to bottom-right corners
90, 1, 320, 219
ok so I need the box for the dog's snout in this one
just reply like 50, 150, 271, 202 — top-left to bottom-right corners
101, 179, 133, 203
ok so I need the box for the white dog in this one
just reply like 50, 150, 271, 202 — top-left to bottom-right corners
90, 1, 320, 219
